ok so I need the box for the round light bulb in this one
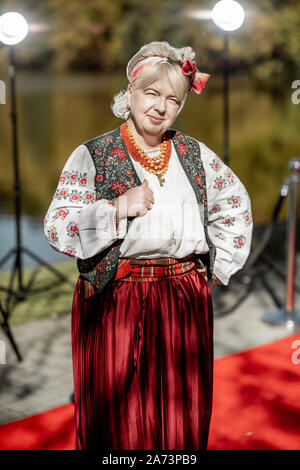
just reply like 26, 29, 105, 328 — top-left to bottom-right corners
0, 12, 28, 45
211, 0, 245, 32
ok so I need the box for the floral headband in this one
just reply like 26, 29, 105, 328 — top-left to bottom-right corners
128, 55, 210, 94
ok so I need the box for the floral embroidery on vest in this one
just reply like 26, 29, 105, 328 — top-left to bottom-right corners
77, 128, 143, 298
77, 127, 215, 299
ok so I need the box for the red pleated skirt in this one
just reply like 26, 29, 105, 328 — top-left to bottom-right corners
71, 260, 214, 450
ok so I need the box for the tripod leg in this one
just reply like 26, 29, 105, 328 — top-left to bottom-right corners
0, 247, 15, 270
23, 247, 74, 286
261, 253, 286, 280
23, 265, 41, 292
5, 249, 18, 310
260, 271, 283, 309
214, 280, 254, 319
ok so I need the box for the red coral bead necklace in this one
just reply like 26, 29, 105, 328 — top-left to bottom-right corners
120, 121, 171, 186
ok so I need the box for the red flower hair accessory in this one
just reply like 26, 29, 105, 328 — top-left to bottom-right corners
181, 59, 210, 94
181, 60, 197, 76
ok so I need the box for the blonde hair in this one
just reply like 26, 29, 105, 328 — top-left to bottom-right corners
111, 41, 196, 120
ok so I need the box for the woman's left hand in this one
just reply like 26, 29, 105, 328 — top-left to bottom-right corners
196, 266, 208, 282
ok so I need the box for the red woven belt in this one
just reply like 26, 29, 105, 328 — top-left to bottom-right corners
114, 253, 204, 282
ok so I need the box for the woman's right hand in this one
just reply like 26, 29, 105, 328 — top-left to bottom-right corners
113, 179, 155, 218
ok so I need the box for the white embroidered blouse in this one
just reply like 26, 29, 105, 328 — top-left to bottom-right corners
44, 139, 253, 286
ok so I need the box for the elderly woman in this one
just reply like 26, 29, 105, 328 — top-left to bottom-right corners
44, 41, 253, 450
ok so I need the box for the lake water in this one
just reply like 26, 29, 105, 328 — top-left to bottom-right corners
0, 214, 69, 271
0, 71, 299, 269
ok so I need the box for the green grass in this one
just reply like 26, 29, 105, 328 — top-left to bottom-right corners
0, 261, 79, 326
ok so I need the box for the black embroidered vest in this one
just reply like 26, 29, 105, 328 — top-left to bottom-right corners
77, 126, 215, 298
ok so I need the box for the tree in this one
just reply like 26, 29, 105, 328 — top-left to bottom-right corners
0, 0, 299, 79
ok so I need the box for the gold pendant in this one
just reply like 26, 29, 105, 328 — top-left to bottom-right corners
157, 173, 165, 186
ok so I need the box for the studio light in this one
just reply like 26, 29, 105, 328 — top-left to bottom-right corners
0, 11, 28, 45
211, 0, 245, 32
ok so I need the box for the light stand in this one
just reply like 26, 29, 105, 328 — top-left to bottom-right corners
0, 13, 73, 361
223, 32, 229, 165
211, 0, 245, 165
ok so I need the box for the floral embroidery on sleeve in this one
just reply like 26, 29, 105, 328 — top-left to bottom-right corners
47, 227, 58, 243
215, 232, 227, 241
64, 246, 77, 256
233, 235, 246, 249
200, 141, 253, 285
44, 144, 120, 261
243, 210, 252, 226
55, 187, 69, 200
59, 170, 88, 186
224, 169, 235, 185
209, 203, 221, 216
54, 187, 95, 204
223, 215, 236, 227
66, 221, 79, 237
51, 208, 70, 221
227, 196, 241, 208
213, 175, 226, 190
69, 189, 82, 203
209, 157, 223, 172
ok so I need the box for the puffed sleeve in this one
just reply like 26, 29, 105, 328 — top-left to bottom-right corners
200, 142, 253, 286
43, 144, 128, 260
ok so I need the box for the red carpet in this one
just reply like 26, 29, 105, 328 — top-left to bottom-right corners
208, 332, 300, 450
0, 402, 75, 450
0, 333, 300, 450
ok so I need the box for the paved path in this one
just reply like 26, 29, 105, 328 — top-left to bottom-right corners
0, 261, 299, 425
